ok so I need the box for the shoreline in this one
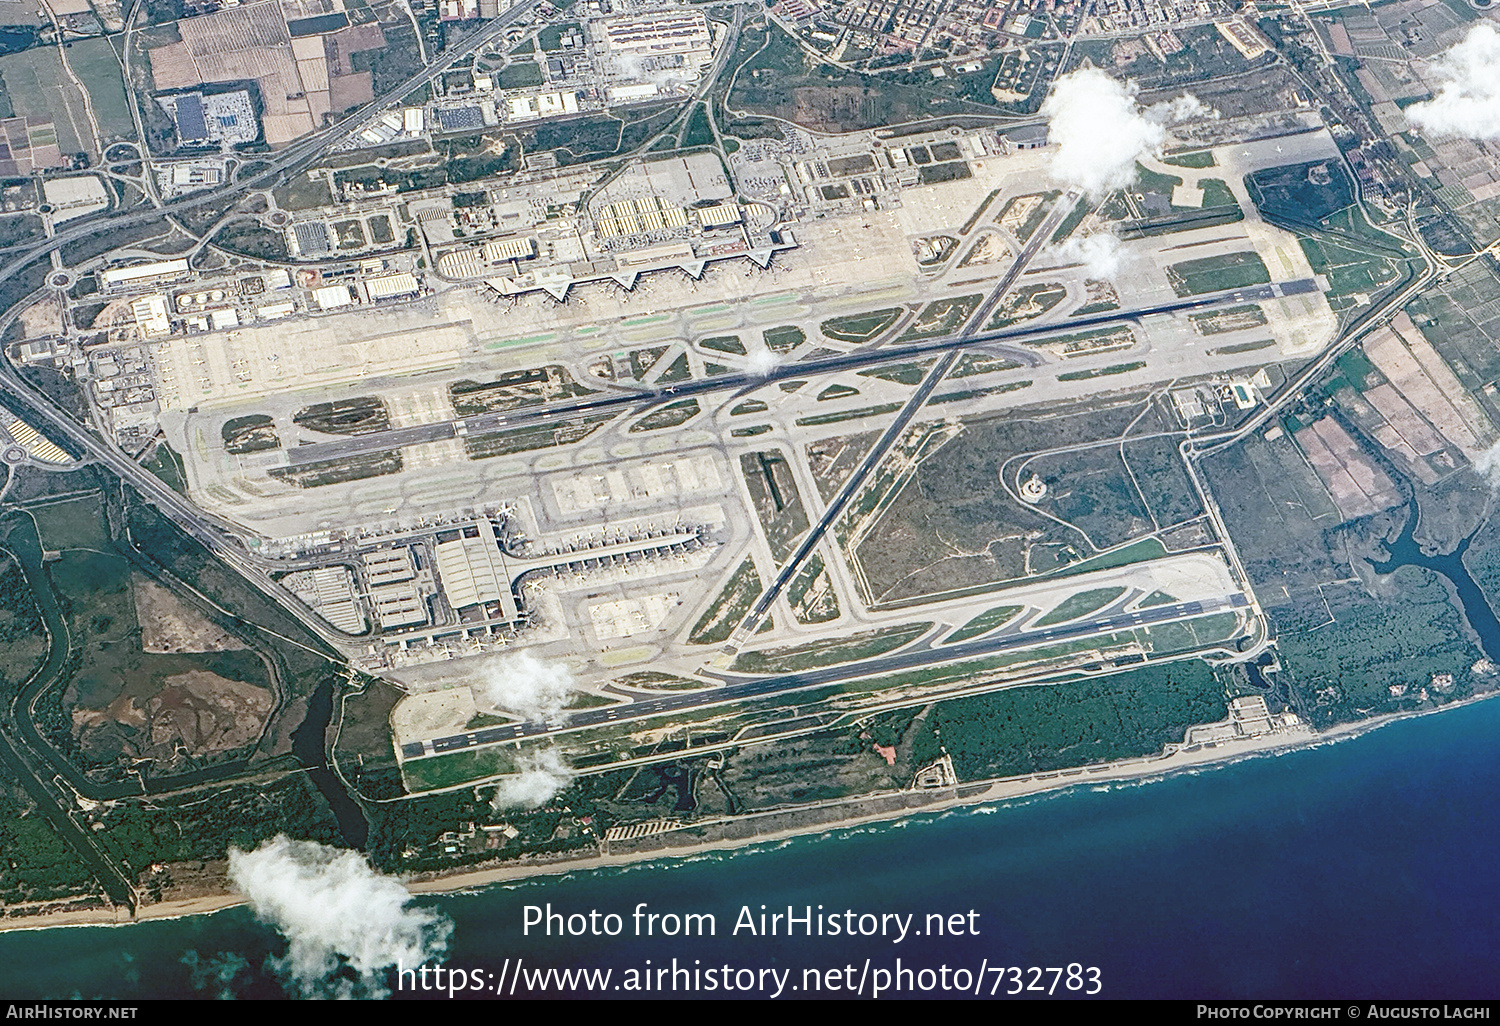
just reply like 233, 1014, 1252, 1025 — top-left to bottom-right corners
413, 690, 1498, 893
2, 691, 1492, 934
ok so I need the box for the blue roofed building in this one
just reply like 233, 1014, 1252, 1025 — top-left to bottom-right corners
174, 94, 209, 144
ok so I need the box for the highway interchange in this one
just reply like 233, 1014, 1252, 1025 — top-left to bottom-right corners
0, 245, 1314, 666
0, 0, 1438, 797
0, 0, 576, 287
0, 0, 604, 655
0, 0, 1468, 924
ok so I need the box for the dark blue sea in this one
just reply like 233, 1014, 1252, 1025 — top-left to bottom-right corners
3, 697, 1499, 1000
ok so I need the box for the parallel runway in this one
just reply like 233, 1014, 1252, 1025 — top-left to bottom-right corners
403, 592, 1250, 759
287, 281, 1314, 467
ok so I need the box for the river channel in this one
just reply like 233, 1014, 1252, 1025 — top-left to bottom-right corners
1369, 505, 1500, 662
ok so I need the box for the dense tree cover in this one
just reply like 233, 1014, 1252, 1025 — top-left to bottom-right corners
92, 773, 340, 874
0, 561, 40, 645
368, 771, 637, 872
1277, 570, 1480, 728
0, 791, 98, 903
919, 662, 1226, 780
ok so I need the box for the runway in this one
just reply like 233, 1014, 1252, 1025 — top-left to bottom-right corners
402, 592, 1250, 759
287, 280, 1314, 467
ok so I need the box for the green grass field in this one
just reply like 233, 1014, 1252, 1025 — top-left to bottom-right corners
498, 62, 544, 89
631, 399, 700, 432
1050, 197, 1092, 244
66, 38, 134, 145
463, 415, 612, 459
699, 334, 745, 355
763, 325, 806, 352
404, 746, 518, 792
821, 308, 902, 343
269, 451, 402, 487
945, 604, 1022, 643
1056, 361, 1144, 382
1162, 150, 1215, 168
1198, 178, 1237, 210
1035, 587, 1126, 627
899, 295, 982, 340
1297, 211, 1411, 313
690, 558, 763, 645
731, 622, 930, 673
859, 360, 933, 385
796, 402, 902, 427
1166, 251, 1271, 297
0, 48, 88, 155
142, 441, 187, 493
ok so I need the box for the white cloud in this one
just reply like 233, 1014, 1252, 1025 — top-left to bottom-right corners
1041, 67, 1210, 197
1474, 439, 1500, 488
1057, 231, 1131, 281
476, 650, 574, 722
1407, 23, 1500, 140
493, 747, 574, 809
228, 836, 452, 998
1145, 93, 1212, 125
745, 344, 779, 376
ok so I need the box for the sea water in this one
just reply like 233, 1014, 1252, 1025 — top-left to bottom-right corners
1, 695, 1498, 999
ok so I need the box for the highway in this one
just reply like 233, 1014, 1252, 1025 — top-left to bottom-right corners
0, 360, 356, 651
0, 264, 1304, 666
0, 0, 608, 656
405, 592, 1250, 757
1195, 269, 1431, 456
0, 0, 564, 286
0, 255, 1313, 657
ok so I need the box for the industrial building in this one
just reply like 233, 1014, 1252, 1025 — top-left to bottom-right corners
365, 272, 420, 301
599, 10, 711, 54
313, 284, 355, 309
360, 548, 432, 630
595, 196, 690, 238
433, 521, 520, 621
435, 235, 537, 277
371, 585, 429, 629
483, 236, 537, 262
293, 222, 333, 257
285, 566, 365, 634
129, 295, 171, 339
695, 202, 743, 229
102, 259, 191, 291
161, 90, 259, 147
999, 124, 1049, 151
506, 92, 579, 121
607, 83, 660, 104
364, 548, 417, 586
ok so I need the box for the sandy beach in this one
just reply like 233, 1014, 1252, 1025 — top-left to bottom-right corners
0, 892, 250, 933
406, 722, 1325, 895
1, 693, 1489, 934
